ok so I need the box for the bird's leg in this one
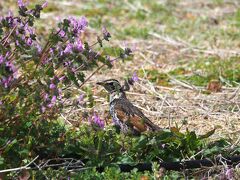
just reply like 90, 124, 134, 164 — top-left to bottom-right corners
120, 133, 126, 151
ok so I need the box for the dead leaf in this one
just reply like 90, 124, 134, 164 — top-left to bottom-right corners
140, 175, 149, 180
185, 13, 196, 20
19, 169, 30, 180
207, 80, 222, 92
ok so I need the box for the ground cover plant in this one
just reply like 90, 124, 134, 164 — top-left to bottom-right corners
0, 0, 240, 179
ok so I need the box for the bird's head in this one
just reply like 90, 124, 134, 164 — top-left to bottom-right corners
97, 79, 123, 94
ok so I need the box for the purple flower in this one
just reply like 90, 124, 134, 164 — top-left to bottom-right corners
63, 61, 71, 67
51, 95, 57, 104
74, 39, 83, 52
41, 106, 46, 113
89, 113, 105, 129
79, 16, 88, 29
13, 71, 18, 79
47, 103, 53, 108
105, 55, 112, 64
49, 83, 56, 89
47, 95, 57, 108
5, 52, 10, 57
26, 38, 33, 46
43, 93, 49, 101
225, 168, 234, 179
69, 17, 77, 27
58, 89, 63, 100
0, 101, 2, 105
42, 1, 48, 8
63, 43, 73, 54
59, 29, 65, 38
0, 55, 4, 64
25, 25, 34, 35
5, 61, 11, 67
102, 26, 111, 41
49, 48, 54, 54
5, 61, 17, 73
59, 76, 65, 81
15, 29, 19, 35
18, 0, 25, 7
41, 57, 51, 65
0, 76, 12, 88
35, 43, 42, 54
131, 72, 139, 82
71, 67, 77, 73
8, 11, 13, 18
15, 40, 20, 46
77, 94, 84, 104
68, 16, 88, 37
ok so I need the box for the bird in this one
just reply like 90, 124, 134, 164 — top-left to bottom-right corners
97, 79, 161, 135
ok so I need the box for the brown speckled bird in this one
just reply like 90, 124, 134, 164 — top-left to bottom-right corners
97, 79, 160, 135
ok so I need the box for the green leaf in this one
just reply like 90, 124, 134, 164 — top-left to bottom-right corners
45, 64, 54, 77
0, 157, 4, 165
26, 121, 32, 128
170, 127, 184, 138
77, 72, 85, 82
97, 56, 113, 68
67, 71, 79, 87
4, 139, 17, 152
199, 128, 216, 139
118, 154, 135, 164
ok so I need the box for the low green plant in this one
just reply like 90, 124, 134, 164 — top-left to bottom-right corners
2, 119, 238, 178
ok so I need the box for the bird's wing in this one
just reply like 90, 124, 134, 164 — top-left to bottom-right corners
114, 107, 147, 132
131, 104, 161, 131
114, 99, 160, 132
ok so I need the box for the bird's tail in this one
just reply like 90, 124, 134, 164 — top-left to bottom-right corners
145, 118, 162, 131
151, 124, 162, 131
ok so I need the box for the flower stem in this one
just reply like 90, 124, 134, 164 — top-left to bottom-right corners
78, 63, 106, 88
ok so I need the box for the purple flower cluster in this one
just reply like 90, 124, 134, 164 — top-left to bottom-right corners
41, 93, 59, 112
18, 23, 35, 46
0, 54, 18, 88
57, 16, 88, 40
0, 2, 46, 52
221, 167, 234, 180
0, 76, 13, 88
57, 16, 87, 57
68, 16, 88, 36
62, 39, 83, 55
40, 76, 65, 112
0, 0, 133, 125
89, 113, 105, 129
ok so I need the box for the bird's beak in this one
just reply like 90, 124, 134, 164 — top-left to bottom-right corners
96, 81, 104, 86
